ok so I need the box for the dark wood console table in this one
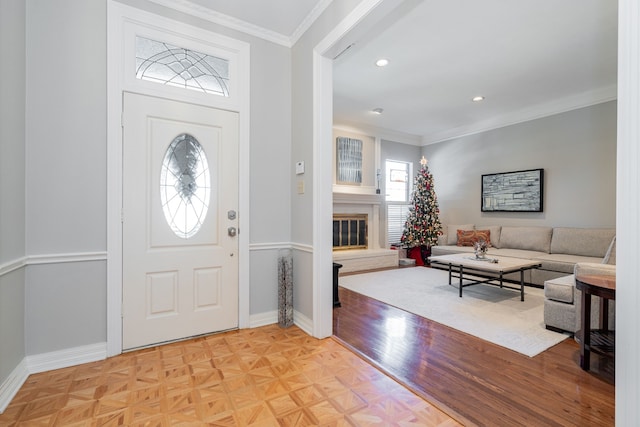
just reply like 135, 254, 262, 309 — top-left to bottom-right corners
576, 274, 616, 371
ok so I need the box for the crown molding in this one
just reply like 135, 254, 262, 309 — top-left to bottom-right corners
333, 121, 423, 146
422, 85, 618, 145
147, 0, 331, 47
290, 0, 333, 45
147, 0, 291, 46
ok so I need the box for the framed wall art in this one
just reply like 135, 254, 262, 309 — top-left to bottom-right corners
336, 137, 363, 184
481, 168, 544, 212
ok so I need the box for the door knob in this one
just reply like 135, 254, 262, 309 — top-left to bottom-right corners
228, 227, 237, 237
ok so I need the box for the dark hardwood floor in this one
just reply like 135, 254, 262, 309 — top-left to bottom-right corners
332, 268, 615, 427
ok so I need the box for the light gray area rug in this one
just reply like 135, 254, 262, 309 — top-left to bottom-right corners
339, 267, 568, 357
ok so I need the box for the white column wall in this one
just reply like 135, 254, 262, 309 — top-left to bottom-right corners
616, 0, 640, 423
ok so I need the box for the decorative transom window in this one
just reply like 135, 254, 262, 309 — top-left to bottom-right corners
136, 36, 230, 97
160, 134, 211, 239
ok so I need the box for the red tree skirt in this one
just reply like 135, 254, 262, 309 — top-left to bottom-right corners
407, 246, 431, 266
407, 246, 424, 265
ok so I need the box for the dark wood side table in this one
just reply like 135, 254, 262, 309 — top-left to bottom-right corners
575, 274, 616, 371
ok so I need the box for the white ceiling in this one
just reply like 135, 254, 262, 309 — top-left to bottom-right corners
188, 0, 321, 36
165, 0, 618, 145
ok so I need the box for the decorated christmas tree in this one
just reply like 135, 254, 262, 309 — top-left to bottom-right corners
401, 156, 443, 264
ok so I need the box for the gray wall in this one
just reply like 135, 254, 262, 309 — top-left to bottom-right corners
291, 0, 363, 322
0, 270, 25, 383
0, 0, 26, 384
381, 139, 422, 182
423, 101, 617, 229
247, 37, 292, 317
8, 0, 295, 362
24, 0, 108, 354
25, 262, 106, 355
26, 0, 107, 255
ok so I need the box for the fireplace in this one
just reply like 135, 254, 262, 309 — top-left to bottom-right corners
332, 193, 398, 272
333, 214, 368, 250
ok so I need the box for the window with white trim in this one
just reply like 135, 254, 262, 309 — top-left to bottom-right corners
385, 160, 412, 245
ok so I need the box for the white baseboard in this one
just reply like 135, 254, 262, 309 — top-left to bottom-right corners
0, 342, 108, 413
294, 310, 313, 336
0, 313, 318, 414
27, 342, 107, 375
249, 309, 313, 337
0, 359, 29, 414
249, 310, 278, 328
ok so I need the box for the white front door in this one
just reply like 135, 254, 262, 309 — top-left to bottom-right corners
122, 92, 239, 350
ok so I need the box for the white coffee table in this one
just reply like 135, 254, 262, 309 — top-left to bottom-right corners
429, 253, 541, 301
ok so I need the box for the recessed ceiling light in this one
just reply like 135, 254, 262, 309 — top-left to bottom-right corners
375, 58, 389, 67
372, 108, 384, 114
472, 96, 485, 102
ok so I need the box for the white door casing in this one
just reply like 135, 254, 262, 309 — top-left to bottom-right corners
122, 92, 239, 350
108, 3, 251, 356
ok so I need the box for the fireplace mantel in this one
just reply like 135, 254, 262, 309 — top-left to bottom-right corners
333, 192, 383, 205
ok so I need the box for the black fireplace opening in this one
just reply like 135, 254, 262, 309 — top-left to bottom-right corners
333, 214, 367, 250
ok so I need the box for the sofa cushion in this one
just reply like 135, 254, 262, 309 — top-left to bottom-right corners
550, 227, 615, 258
476, 225, 501, 248
533, 253, 606, 274
533, 269, 571, 286
431, 245, 475, 256
456, 229, 492, 247
488, 248, 547, 259
446, 224, 474, 245
499, 226, 552, 253
544, 274, 575, 304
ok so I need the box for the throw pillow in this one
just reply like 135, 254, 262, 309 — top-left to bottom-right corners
446, 223, 474, 245
456, 229, 492, 247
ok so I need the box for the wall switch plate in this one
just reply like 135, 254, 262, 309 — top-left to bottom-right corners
295, 161, 305, 175
297, 180, 305, 194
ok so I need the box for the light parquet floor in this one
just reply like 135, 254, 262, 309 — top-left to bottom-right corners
0, 324, 461, 426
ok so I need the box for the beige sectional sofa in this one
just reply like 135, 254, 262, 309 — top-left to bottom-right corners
431, 224, 616, 334
544, 261, 616, 334
431, 224, 616, 286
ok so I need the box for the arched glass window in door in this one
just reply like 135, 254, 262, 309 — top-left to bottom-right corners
136, 36, 230, 97
160, 134, 210, 239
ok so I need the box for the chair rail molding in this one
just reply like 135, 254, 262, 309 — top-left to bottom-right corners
0, 252, 108, 278
0, 257, 27, 277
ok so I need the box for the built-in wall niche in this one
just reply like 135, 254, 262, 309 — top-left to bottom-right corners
332, 129, 378, 195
